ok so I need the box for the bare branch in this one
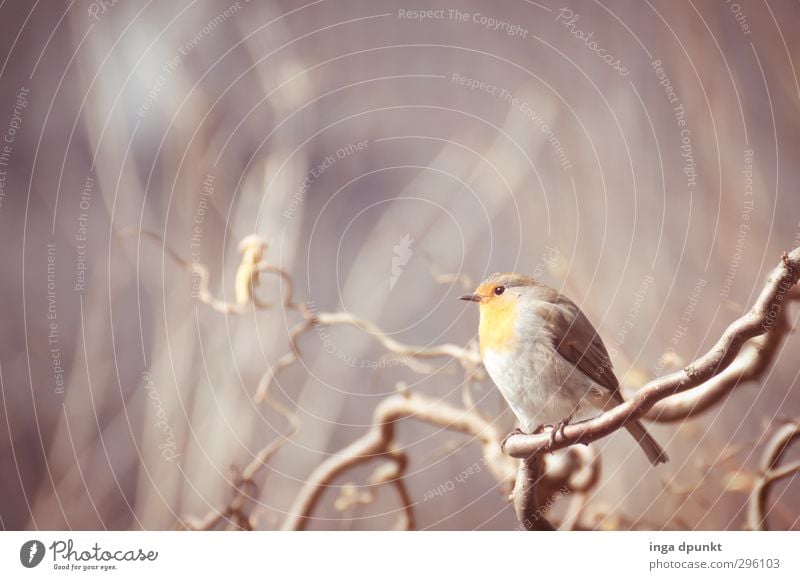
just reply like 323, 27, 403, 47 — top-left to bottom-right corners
644, 287, 799, 422
425, 256, 474, 291
253, 309, 481, 403
282, 391, 516, 530
368, 449, 415, 531
117, 228, 292, 313
254, 319, 312, 403
313, 311, 480, 364
182, 368, 300, 531
330, 449, 415, 530
511, 445, 600, 530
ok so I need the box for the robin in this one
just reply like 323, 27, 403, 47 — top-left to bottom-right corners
461, 272, 668, 465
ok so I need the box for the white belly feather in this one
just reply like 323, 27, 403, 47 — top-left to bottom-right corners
482, 340, 599, 432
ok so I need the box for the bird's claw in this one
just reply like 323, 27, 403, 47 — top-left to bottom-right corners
538, 415, 575, 452
501, 416, 575, 454
556, 413, 573, 439
500, 427, 526, 452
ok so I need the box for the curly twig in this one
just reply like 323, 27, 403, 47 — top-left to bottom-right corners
748, 421, 800, 530
253, 310, 481, 403
504, 247, 800, 529
312, 311, 480, 364
182, 364, 300, 530
135, 224, 800, 531
282, 391, 516, 530
117, 227, 293, 313
511, 456, 556, 530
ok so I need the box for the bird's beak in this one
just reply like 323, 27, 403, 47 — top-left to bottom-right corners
459, 293, 483, 303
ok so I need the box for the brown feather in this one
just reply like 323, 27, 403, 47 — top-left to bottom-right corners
534, 291, 624, 403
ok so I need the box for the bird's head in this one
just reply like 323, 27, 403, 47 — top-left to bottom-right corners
459, 272, 537, 307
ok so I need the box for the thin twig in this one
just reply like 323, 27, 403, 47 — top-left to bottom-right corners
748, 421, 800, 530
644, 287, 798, 422
505, 248, 800, 459
282, 391, 516, 530
117, 227, 292, 313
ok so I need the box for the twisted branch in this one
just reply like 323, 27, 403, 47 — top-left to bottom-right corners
644, 286, 798, 422
282, 391, 516, 530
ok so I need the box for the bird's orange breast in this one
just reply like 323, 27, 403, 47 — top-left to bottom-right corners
478, 299, 519, 358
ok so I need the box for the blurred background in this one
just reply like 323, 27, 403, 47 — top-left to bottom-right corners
0, 0, 798, 530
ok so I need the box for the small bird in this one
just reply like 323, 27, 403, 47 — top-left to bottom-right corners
461, 273, 668, 465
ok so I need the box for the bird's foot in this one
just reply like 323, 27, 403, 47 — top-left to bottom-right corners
555, 413, 574, 440
500, 427, 526, 453
536, 414, 575, 452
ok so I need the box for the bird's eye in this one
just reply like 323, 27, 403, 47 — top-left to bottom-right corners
494, 285, 505, 296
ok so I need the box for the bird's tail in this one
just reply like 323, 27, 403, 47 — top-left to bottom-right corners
625, 419, 669, 466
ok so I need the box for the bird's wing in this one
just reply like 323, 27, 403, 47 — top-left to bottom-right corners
536, 294, 623, 398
